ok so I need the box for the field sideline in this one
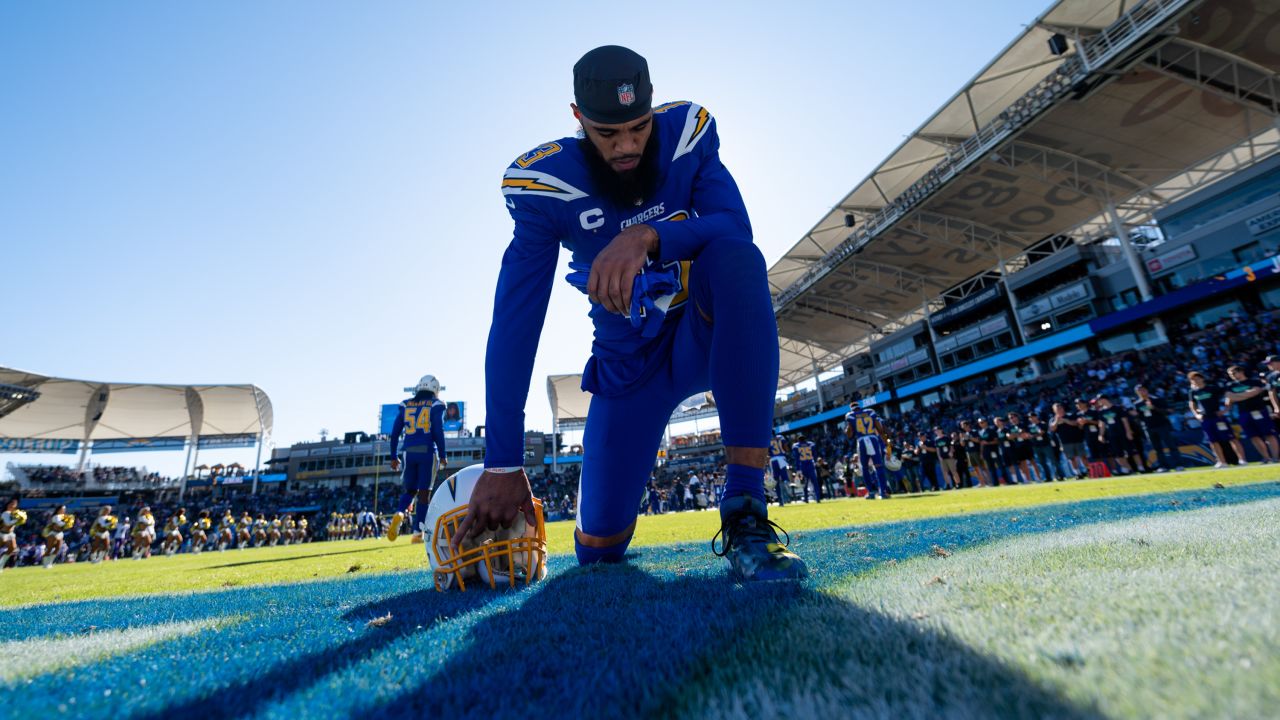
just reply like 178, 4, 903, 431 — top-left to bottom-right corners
4, 478, 1278, 718
5, 464, 1276, 607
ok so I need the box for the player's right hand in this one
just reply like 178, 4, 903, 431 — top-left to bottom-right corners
451, 469, 536, 554
390, 458, 401, 472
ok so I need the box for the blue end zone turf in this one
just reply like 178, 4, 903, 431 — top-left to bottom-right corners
7, 482, 1279, 719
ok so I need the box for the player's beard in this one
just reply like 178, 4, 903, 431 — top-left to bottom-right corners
579, 130, 662, 208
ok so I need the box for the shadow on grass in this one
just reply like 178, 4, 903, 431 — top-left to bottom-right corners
361, 564, 1103, 720
198, 546, 390, 570
126, 585, 501, 720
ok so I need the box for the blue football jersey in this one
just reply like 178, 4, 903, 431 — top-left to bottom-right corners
389, 397, 447, 458
769, 435, 787, 458
847, 408, 882, 440
793, 441, 816, 466
485, 101, 753, 467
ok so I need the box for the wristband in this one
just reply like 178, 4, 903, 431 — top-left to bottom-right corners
485, 466, 521, 474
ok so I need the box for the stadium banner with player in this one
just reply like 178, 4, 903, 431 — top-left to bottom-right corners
0, 438, 80, 454
93, 437, 186, 453
197, 434, 257, 450
443, 401, 465, 432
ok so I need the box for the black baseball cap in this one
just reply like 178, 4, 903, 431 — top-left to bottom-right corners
573, 46, 653, 124
1266, 355, 1280, 364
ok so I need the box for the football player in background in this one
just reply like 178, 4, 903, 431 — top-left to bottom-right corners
131, 506, 156, 559
388, 375, 448, 542
89, 506, 118, 564
846, 397, 892, 500
41, 504, 74, 568
461, 46, 805, 581
0, 497, 28, 572
768, 434, 791, 506
791, 433, 821, 503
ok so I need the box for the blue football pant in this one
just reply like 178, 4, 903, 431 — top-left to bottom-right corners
398, 452, 437, 531
576, 241, 777, 564
798, 463, 821, 501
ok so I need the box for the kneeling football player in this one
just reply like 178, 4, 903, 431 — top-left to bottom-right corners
456, 46, 805, 582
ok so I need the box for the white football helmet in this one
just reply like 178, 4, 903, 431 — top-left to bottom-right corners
405, 374, 444, 396
424, 464, 548, 591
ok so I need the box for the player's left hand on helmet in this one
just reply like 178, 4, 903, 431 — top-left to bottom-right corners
450, 469, 536, 554
588, 224, 658, 314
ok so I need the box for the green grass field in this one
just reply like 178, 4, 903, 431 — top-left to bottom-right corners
5, 465, 1278, 718
4, 464, 1273, 607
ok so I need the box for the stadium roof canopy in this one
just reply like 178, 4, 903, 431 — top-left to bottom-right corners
547, 374, 593, 431
770, 0, 1280, 385
546, 374, 720, 431
0, 366, 273, 443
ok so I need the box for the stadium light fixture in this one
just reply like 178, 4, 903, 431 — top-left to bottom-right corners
1040, 322, 1052, 330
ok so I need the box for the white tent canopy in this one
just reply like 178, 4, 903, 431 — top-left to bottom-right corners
546, 374, 593, 431
0, 366, 273, 443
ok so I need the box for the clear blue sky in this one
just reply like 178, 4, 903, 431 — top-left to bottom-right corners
1, 0, 1044, 474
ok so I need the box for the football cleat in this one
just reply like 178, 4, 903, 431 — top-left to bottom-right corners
387, 512, 404, 542
713, 495, 808, 582
424, 464, 548, 591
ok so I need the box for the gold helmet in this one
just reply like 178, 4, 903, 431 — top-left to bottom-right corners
424, 464, 547, 592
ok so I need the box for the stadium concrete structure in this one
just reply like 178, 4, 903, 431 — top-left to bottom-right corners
767, 0, 1280, 431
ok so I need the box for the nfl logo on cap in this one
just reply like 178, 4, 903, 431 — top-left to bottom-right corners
617, 83, 635, 106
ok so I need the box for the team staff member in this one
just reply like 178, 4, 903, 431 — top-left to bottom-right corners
1026, 412, 1061, 482
1006, 412, 1041, 483
387, 374, 448, 542
918, 431, 941, 491
1187, 371, 1247, 468
1264, 355, 1280, 428
993, 416, 1021, 484
462, 46, 804, 581
1225, 365, 1279, 463
1133, 385, 1181, 472
934, 427, 960, 490
977, 418, 1005, 485
1052, 402, 1088, 479
1094, 396, 1136, 475
959, 420, 989, 487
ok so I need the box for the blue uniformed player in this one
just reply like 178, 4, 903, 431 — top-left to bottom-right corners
388, 375, 448, 542
791, 434, 821, 503
455, 46, 806, 581
846, 396, 892, 500
768, 434, 792, 506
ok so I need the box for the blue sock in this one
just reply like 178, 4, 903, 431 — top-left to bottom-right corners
397, 492, 414, 514
722, 463, 767, 506
413, 499, 428, 533
575, 534, 628, 564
